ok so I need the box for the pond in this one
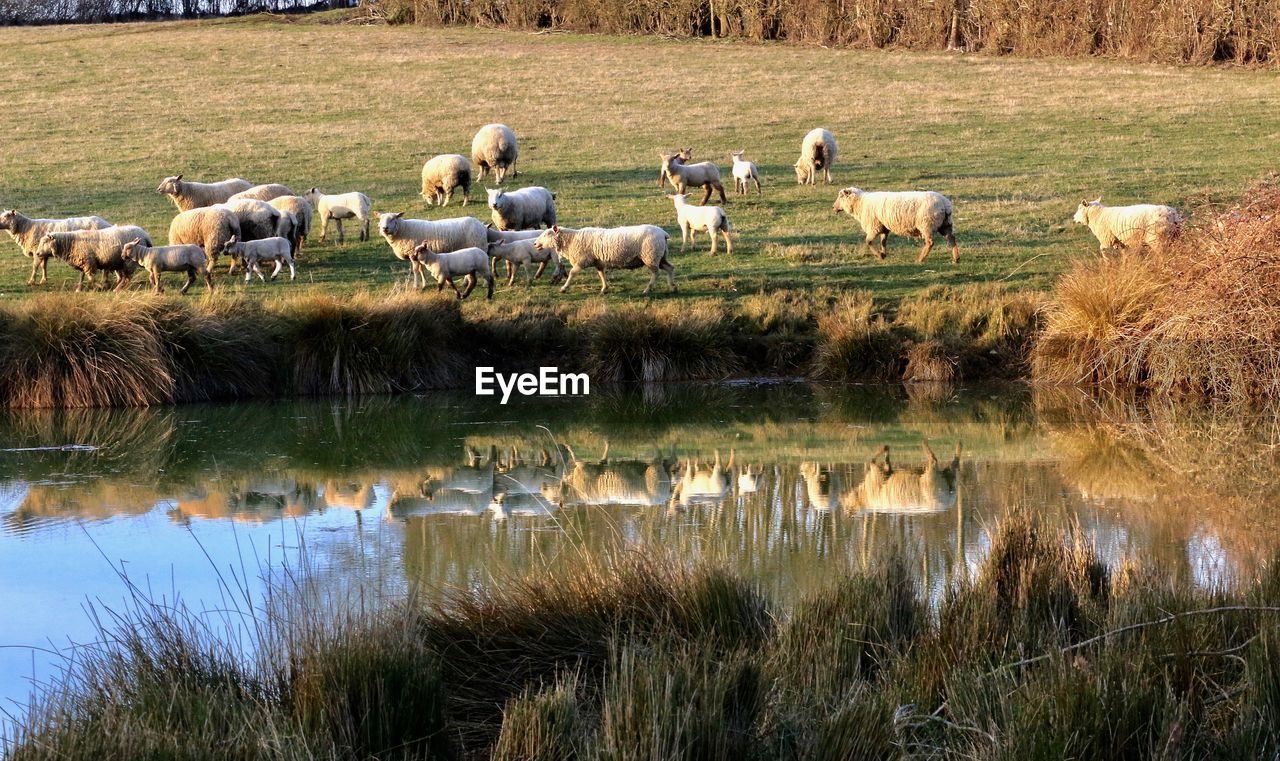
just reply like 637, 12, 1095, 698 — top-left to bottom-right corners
2, 382, 1277, 713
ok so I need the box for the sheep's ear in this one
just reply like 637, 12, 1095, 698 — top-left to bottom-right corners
1093, 196, 1102, 204
175, 174, 182, 181
129, 237, 141, 245
551, 224, 559, 232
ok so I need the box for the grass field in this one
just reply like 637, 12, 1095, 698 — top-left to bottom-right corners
1, 14, 1278, 306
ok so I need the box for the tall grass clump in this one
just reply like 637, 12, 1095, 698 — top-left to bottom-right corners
900, 283, 1043, 379
573, 301, 740, 383
809, 291, 903, 381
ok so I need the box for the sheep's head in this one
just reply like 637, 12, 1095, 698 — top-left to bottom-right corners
730, 151, 744, 161
677, 148, 694, 162
533, 226, 561, 253
486, 188, 506, 210
33, 233, 57, 258
121, 238, 144, 262
794, 162, 808, 183
668, 193, 688, 208
1073, 197, 1102, 225
0, 209, 15, 230
220, 235, 241, 257
157, 175, 182, 196
378, 212, 403, 237
833, 187, 861, 215
411, 240, 435, 263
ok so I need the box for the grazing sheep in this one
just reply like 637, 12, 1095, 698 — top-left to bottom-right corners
409, 241, 494, 299
0, 209, 112, 285
156, 175, 253, 212
267, 196, 313, 254
471, 123, 519, 184
168, 206, 241, 268
221, 236, 296, 282
486, 186, 556, 231
795, 128, 837, 185
833, 187, 959, 264
730, 151, 762, 195
378, 212, 489, 287
421, 154, 473, 207
657, 153, 726, 205
228, 184, 295, 203
305, 187, 372, 243
534, 224, 676, 295
1073, 197, 1182, 256
668, 193, 733, 256
120, 238, 212, 295
217, 198, 281, 246
487, 237, 560, 285
32, 226, 150, 291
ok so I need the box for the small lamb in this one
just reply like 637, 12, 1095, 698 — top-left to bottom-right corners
121, 238, 213, 294
729, 151, 761, 195
487, 237, 559, 285
410, 241, 494, 299
305, 188, 372, 243
667, 193, 733, 256
221, 235, 296, 282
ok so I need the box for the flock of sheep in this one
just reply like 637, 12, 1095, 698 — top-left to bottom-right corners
0, 123, 1185, 298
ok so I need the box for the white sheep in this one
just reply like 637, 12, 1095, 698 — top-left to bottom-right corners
667, 193, 733, 256
795, 128, 837, 185
156, 175, 253, 211
121, 238, 213, 294
378, 212, 489, 288
486, 186, 556, 231
169, 206, 241, 268
217, 198, 281, 243
729, 151, 761, 195
409, 241, 494, 299
267, 196, 313, 254
658, 152, 726, 204
229, 183, 295, 202
421, 154, 472, 207
305, 187, 372, 243
534, 224, 676, 295
1073, 197, 1182, 256
471, 124, 519, 184
275, 209, 301, 253
487, 237, 560, 285
832, 187, 959, 263
0, 209, 112, 285
31, 226, 151, 291
220, 235, 296, 282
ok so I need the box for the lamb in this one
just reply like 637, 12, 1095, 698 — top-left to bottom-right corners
217, 198, 281, 246
31, 225, 150, 291
486, 186, 556, 231
228, 184, 295, 202
120, 238, 213, 295
378, 212, 489, 287
471, 123, 519, 184
795, 128, 837, 185
657, 153, 726, 204
421, 154, 472, 207
487, 237, 559, 285
832, 187, 959, 264
667, 193, 733, 256
267, 196, 313, 254
729, 151, 762, 195
534, 224, 676, 295
168, 206, 241, 268
485, 225, 543, 244
275, 209, 301, 254
220, 236, 296, 282
156, 175, 253, 212
1073, 197, 1182, 256
305, 188, 372, 243
409, 241, 494, 299
0, 209, 112, 285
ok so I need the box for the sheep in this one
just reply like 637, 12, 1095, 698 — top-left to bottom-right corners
833, 187, 959, 264
487, 237, 560, 285
667, 193, 733, 256
156, 175, 253, 212
228, 184, 295, 203
275, 209, 301, 254
31, 225, 150, 291
168, 206, 241, 268
657, 152, 726, 205
421, 154, 472, 207
120, 238, 213, 295
729, 150, 762, 195
795, 128, 837, 185
1073, 197, 1182, 256
378, 212, 489, 287
220, 236, 296, 282
217, 197, 281, 244
267, 196, 313, 254
534, 224, 676, 295
485, 225, 543, 244
486, 186, 556, 231
305, 187, 372, 244
0, 209, 112, 285
409, 241, 494, 299
471, 123, 519, 184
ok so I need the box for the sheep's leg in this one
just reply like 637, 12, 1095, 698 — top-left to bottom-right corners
255, 262, 267, 283
723, 229, 733, 256
180, 269, 196, 295
947, 231, 959, 264
336, 219, 345, 245
360, 217, 369, 242
288, 259, 297, 281
661, 258, 677, 292
27, 256, 41, 286
716, 182, 727, 203
597, 268, 609, 295
824, 167, 833, 184
559, 263, 583, 293
680, 224, 689, 252
496, 166, 506, 185
203, 267, 214, 291
864, 232, 881, 259
642, 267, 659, 296
700, 184, 713, 205
485, 271, 494, 299
443, 188, 453, 207
460, 273, 476, 299
318, 215, 328, 244
708, 227, 717, 256
75, 270, 87, 292
436, 275, 446, 293
507, 262, 518, 286
269, 259, 283, 280
533, 261, 547, 280
879, 232, 889, 259
754, 175, 762, 195
917, 233, 934, 264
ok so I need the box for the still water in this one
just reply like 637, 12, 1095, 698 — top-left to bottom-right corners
2, 382, 1278, 713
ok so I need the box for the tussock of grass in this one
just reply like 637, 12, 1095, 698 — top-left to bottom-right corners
809, 291, 903, 381
572, 302, 741, 383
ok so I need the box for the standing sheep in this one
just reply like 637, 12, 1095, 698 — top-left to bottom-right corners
169, 206, 241, 268
275, 209, 301, 254
0, 209, 112, 285
534, 224, 676, 295
32, 226, 150, 291
268, 196, 313, 254
1073, 197, 1182, 256
421, 154, 473, 207
156, 175, 253, 212
121, 238, 213, 295
729, 151, 762, 195
487, 238, 559, 285
657, 153, 726, 205
305, 188, 372, 243
229, 184, 295, 203
667, 193, 733, 256
795, 129, 838, 185
486, 187, 556, 231
409, 241, 494, 299
218, 198, 282, 243
471, 124, 519, 185
221, 236, 296, 282
378, 212, 489, 287
832, 187, 959, 264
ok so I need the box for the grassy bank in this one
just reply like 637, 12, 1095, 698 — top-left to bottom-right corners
7, 517, 1280, 759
